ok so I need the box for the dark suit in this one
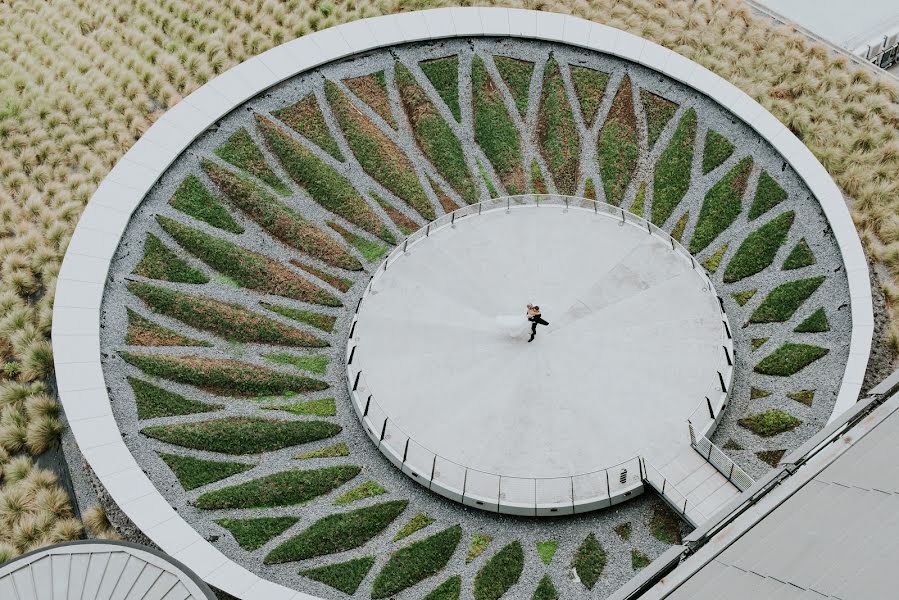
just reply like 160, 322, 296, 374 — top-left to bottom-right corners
528, 313, 549, 340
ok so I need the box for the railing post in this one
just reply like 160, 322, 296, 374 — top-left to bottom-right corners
593, 201, 598, 213
690, 255, 696, 269
403, 238, 408, 252
717, 296, 726, 312
688, 420, 695, 446
352, 371, 361, 391
662, 478, 666, 494
425, 223, 430, 237
451, 212, 455, 227
620, 209, 625, 224
348, 345, 356, 365
478, 202, 482, 215
707, 443, 713, 460
670, 236, 675, 251
564, 197, 569, 210
722, 319, 732, 340
646, 220, 651, 234
728, 463, 734, 481
718, 371, 727, 393
682, 499, 688, 514
355, 297, 363, 314
724, 345, 733, 366
506, 198, 510, 212
706, 396, 714, 420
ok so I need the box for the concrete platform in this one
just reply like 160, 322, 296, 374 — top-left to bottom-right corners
351, 203, 729, 512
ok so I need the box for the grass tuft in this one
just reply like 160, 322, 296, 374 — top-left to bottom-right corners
750, 276, 825, 323
217, 516, 298, 551
732, 289, 757, 306
420, 57, 461, 121
371, 524, 463, 598
573, 533, 606, 590
158, 452, 253, 490
294, 442, 350, 460
473, 541, 524, 600
169, 175, 244, 233
536, 539, 557, 564
394, 513, 435, 541
739, 409, 801, 437
752, 338, 769, 351
263, 353, 329, 374
260, 302, 336, 333
301, 556, 374, 595
424, 576, 462, 600
134, 233, 209, 284
532, 575, 559, 600
466, 532, 492, 563
750, 387, 770, 400
128, 377, 221, 420
649, 505, 682, 544
701, 242, 728, 273
333, 479, 387, 506
214, 127, 289, 195
755, 343, 829, 376
756, 449, 786, 467
614, 522, 631, 541
640, 90, 677, 148
689, 157, 752, 253
670, 211, 689, 242
723, 211, 794, 283
788, 390, 815, 406
702, 130, 734, 174
263, 397, 335, 417
632, 549, 651, 570
652, 109, 696, 225
783, 238, 816, 270
794, 307, 830, 333
748, 171, 788, 220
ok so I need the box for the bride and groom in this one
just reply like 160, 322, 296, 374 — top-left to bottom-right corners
496, 304, 549, 342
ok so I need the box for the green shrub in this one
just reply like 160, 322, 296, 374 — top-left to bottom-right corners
573, 533, 606, 590
424, 576, 462, 600
294, 442, 349, 459
129, 377, 221, 419
747, 171, 787, 220
536, 539, 557, 565
120, 352, 328, 397
134, 233, 209, 284
169, 175, 244, 233
328, 221, 388, 262
263, 353, 329, 374
754, 343, 829, 376
702, 130, 734, 174
649, 505, 682, 544
782, 238, 816, 270
217, 516, 298, 550
203, 160, 360, 270
260, 302, 336, 332
195, 465, 361, 509
537, 58, 579, 195
300, 556, 374, 595
334, 480, 386, 506
795, 307, 830, 332
472, 57, 526, 195
263, 397, 335, 417
125, 308, 210, 347
641, 90, 677, 148
723, 211, 794, 283
598, 76, 638, 206
632, 549, 651, 570
394, 513, 435, 541
750, 276, 825, 323
142, 416, 341, 454
158, 453, 252, 490
570, 65, 608, 126
371, 525, 462, 598
652, 109, 696, 225
689, 157, 752, 253
738, 409, 801, 436
265, 500, 407, 563
420, 56, 461, 121
214, 127, 289, 195
474, 541, 524, 600
272, 94, 344, 160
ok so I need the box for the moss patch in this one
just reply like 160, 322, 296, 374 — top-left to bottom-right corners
598, 76, 638, 206
752, 337, 769, 351
272, 93, 344, 161
120, 352, 328, 397
294, 442, 350, 460
573, 533, 606, 590
570, 65, 608, 126
300, 556, 374, 595
649, 505, 682, 544
750, 387, 770, 400
795, 307, 830, 333
334, 480, 387, 506
260, 302, 336, 333
217, 516, 298, 551
783, 238, 816, 270
371, 525, 463, 598
134, 233, 209, 284
739, 409, 802, 437
129, 282, 325, 347
263, 397, 335, 417
755, 343, 829, 376
632, 549, 651, 570
640, 90, 677, 149
537, 58, 579, 195
471, 56, 526, 195
158, 452, 253, 490
670, 211, 689, 242
613, 522, 631, 541
536, 540, 558, 564
265, 500, 407, 563
214, 128, 289, 195
788, 390, 815, 407
702, 130, 734, 174
375, 193, 420, 235
129, 377, 221, 421
723, 438, 743, 451
394, 513, 435, 541
344, 71, 396, 128
169, 174, 244, 234
125, 308, 210, 347
195, 465, 361, 510
263, 353, 329, 375
689, 157, 752, 253
723, 211, 794, 283
532, 575, 559, 600
750, 276, 825, 323
157, 215, 340, 306
142, 416, 340, 455
702, 242, 728, 273
652, 109, 696, 225
466, 532, 493, 563
420, 56, 461, 122
732, 289, 757, 306
473, 541, 524, 600
756, 449, 786, 467
328, 221, 388, 262
493, 56, 533, 118
425, 576, 462, 600
630, 182, 646, 217
748, 171, 788, 220
396, 63, 477, 203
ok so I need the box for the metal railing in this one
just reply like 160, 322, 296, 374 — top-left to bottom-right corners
688, 421, 754, 491
640, 457, 693, 523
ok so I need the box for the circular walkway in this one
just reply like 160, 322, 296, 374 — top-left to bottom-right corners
351, 202, 729, 512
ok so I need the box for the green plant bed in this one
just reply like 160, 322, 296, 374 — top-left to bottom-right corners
134, 233, 209, 284
473, 541, 524, 600
573, 533, 606, 590
536, 539, 557, 564
327, 221, 388, 262
689, 157, 752, 253
750, 387, 770, 400
701, 242, 728, 273
262, 397, 336, 417
156, 216, 341, 306
272, 94, 344, 161
290, 260, 354, 293
375, 194, 420, 235
567, 65, 609, 128
325, 80, 434, 220
732, 289, 756, 306
394, 513, 435, 541
494, 56, 534, 117
129, 377, 222, 420
396, 64, 477, 203
783, 238, 816, 270
294, 442, 349, 459
142, 416, 341, 454
670, 212, 689, 242
217, 516, 299, 551
640, 90, 677, 148
614, 523, 632, 541
752, 338, 768, 351
169, 174, 244, 234
652, 109, 696, 226
537, 59, 579, 195
344, 71, 396, 128
128, 282, 326, 347
532, 576, 559, 600
750, 276, 825, 323
120, 352, 329, 397
755, 343, 829, 376
260, 302, 336, 333
371, 525, 463, 598
748, 171, 788, 220
424, 576, 462, 600
265, 500, 408, 563
530, 160, 547, 194
301, 556, 375, 595
598, 76, 638, 206
263, 352, 329, 374
702, 130, 734, 174
420, 56, 461, 121
723, 211, 794, 283
649, 505, 682, 544
756, 449, 786, 467
125, 308, 210, 347
723, 439, 743, 451
632, 549, 651, 570
203, 160, 360, 270
256, 115, 393, 243
158, 452, 253, 490
334, 480, 387, 506
466, 533, 492, 563
472, 57, 526, 195
630, 182, 646, 217
195, 465, 361, 510
584, 177, 596, 200
738, 408, 801, 437
214, 128, 290, 195
788, 390, 815, 406
795, 307, 830, 332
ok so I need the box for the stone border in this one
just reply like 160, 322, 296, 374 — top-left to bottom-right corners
51, 8, 873, 599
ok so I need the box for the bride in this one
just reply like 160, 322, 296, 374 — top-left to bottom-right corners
495, 306, 531, 338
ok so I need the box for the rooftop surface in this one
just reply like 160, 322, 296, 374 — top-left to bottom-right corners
756, 0, 899, 51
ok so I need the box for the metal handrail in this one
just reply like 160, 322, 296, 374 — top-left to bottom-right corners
688, 421, 754, 491
640, 457, 690, 518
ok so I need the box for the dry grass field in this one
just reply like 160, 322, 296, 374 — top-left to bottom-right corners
0, 0, 897, 561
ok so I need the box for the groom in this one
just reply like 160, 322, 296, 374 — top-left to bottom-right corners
527, 304, 549, 343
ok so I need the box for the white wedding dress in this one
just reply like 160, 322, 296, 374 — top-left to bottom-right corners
495, 314, 530, 338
